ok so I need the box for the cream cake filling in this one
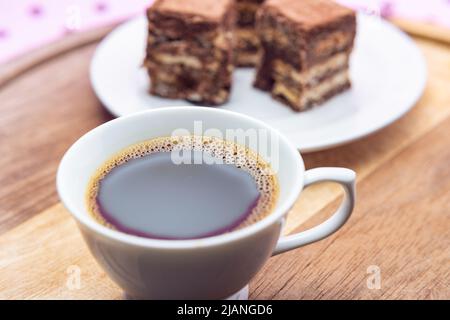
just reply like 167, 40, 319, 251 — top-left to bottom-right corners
273, 52, 349, 86
153, 53, 202, 68
237, 52, 260, 65
272, 70, 349, 108
236, 28, 259, 44
213, 31, 233, 49
187, 89, 228, 104
151, 70, 177, 83
299, 70, 349, 105
312, 31, 354, 57
260, 27, 290, 47
150, 53, 225, 71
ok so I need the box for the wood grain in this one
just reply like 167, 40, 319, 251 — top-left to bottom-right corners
283, 38, 450, 234
0, 24, 115, 88
391, 18, 450, 46
0, 28, 449, 299
0, 45, 113, 234
251, 116, 450, 300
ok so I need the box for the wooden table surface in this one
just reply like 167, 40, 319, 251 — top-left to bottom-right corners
0, 26, 449, 300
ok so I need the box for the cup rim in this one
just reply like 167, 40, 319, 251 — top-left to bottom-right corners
57, 107, 305, 249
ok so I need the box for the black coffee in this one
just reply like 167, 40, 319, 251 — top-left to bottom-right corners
87, 136, 278, 240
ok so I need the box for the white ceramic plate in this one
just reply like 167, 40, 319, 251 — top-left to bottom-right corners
90, 14, 426, 152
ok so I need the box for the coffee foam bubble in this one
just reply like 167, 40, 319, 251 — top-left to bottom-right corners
86, 136, 279, 235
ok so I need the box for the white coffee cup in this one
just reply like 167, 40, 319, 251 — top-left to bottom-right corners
57, 107, 356, 299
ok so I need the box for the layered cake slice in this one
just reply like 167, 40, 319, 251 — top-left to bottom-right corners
235, 0, 265, 67
254, 0, 356, 111
144, 0, 236, 105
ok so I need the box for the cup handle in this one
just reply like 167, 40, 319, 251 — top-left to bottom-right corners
272, 167, 356, 256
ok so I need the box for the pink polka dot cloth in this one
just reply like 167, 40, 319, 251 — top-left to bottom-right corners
339, 0, 450, 26
0, 0, 449, 64
0, 0, 153, 64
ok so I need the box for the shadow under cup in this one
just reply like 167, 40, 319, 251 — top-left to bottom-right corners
57, 107, 305, 299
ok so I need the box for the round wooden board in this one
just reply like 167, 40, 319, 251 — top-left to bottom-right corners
0, 23, 449, 299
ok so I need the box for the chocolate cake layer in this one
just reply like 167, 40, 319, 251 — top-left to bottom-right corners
272, 50, 351, 87
236, 0, 263, 27
256, 0, 356, 69
235, 28, 261, 66
270, 52, 351, 110
272, 76, 351, 111
254, 0, 356, 111
145, 0, 236, 105
235, 0, 265, 67
147, 64, 232, 105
